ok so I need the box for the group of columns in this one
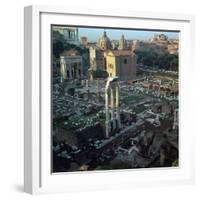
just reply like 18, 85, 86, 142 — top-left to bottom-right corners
60, 62, 82, 82
105, 81, 121, 138
64, 28, 79, 41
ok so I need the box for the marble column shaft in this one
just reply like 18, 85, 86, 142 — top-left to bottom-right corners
110, 87, 116, 129
116, 85, 121, 128
69, 64, 72, 79
105, 89, 110, 138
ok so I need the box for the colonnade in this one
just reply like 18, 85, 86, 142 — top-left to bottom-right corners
60, 59, 83, 81
105, 77, 121, 138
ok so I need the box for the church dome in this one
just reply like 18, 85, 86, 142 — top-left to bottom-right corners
98, 31, 112, 50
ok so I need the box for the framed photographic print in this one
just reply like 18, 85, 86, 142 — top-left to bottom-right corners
24, 5, 195, 194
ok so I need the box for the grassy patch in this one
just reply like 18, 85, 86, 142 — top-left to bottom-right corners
66, 112, 106, 130
123, 95, 141, 104
134, 105, 146, 114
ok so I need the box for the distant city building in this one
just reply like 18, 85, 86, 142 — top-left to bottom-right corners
132, 34, 178, 55
89, 31, 113, 71
106, 50, 137, 81
89, 46, 106, 71
168, 41, 179, 55
60, 49, 83, 81
118, 34, 127, 50
111, 40, 119, 49
150, 34, 169, 44
81, 36, 88, 47
132, 40, 167, 54
111, 41, 117, 49
98, 31, 112, 50
131, 40, 140, 51
126, 40, 134, 49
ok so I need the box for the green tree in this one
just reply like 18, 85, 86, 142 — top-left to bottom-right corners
135, 50, 178, 71
53, 40, 64, 58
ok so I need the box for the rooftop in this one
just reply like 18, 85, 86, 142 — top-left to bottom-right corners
60, 49, 80, 56
107, 50, 135, 57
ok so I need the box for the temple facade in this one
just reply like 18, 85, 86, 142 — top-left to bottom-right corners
53, 26, 80, 45
63, 27, 80, 45
60, 50, 83, 81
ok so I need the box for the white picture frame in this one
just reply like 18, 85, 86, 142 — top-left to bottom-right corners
24, 5, 195, 194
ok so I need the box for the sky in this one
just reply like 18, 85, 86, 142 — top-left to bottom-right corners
78, 27, 179, 42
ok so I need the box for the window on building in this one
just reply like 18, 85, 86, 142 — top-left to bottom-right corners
124, 58, 127, 64
79, 69, 81, 76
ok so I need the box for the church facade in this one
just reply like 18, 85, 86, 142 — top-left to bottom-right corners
89, 30, 137, 81
106, 50, 137, 81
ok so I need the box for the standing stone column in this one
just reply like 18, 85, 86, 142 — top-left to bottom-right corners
62, 63, 66, 79
110, 87, 116, 130
105, 89, 110, 138
116, 85, 121, 128
86, 79, 89, 89
105, 77, 121, 138
69, 64, 72, 79
60, 62, 64, 81
81, 79, 84, 86
76, 64, 79, 79
61, 62, 67, 80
